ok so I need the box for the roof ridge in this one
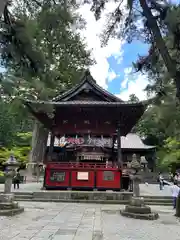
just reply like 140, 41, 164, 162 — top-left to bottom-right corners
53, 70, 123, 102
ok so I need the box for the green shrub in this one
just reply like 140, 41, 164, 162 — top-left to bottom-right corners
0, 146, 31, 165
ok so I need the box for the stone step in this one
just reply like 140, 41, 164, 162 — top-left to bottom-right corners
13, 192, 33, 196
15, 194, 33, 199
142, 196, 172, 199
13, 193, 172, 200
13, 197, 173, 206
144, 201, 172, 206
143, 198, 172, 202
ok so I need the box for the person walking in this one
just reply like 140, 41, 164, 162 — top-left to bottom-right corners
158, 172, 164, 190
170, 181, 180, 209
13, 169, 21, 189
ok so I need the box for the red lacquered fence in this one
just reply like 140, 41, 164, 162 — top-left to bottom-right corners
45, 162, 122, 191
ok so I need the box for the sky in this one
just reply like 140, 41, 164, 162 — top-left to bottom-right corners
78, 0, 180, 101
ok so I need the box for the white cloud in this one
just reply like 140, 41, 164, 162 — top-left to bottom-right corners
116, 68, 149, 101
78, 2, 127, 89
107, 69, 118, 82
121, 67, 132, 89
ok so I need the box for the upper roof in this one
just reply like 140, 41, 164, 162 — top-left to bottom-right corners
24, 70, 147, 134
53, 70, 123, 102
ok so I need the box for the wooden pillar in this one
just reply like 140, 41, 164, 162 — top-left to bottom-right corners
111, 134, 115, 162
117, 122, 122, 168
48, 132, 55, 161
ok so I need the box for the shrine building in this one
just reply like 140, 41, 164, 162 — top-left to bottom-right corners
24, 70, 150, 191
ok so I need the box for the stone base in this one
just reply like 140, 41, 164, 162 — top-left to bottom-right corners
0, 193, 14, 203
120, 209, 159, 220
0, 193, 24, 216
120, 197, 159, 220
0, 207, 24, 216
0, 202, 18, 210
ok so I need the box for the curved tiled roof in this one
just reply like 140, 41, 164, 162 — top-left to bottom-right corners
53, 70, 123, 102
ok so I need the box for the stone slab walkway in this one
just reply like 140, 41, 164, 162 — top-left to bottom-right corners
0, 183, 172, 196
0, 202, 179, 240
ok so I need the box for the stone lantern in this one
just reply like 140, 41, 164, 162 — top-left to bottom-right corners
120, 153, 159, 220
0, 155, 24, 216
130, 153, 141, 197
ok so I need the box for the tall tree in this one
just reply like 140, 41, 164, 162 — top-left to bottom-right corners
0, 0, 93, 164
88, 0, 180, 99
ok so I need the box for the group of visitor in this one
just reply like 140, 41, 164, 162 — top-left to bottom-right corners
158, 172, 180, 209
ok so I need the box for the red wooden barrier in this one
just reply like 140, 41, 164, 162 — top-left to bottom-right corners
96, 170, 121, 190
45, 162, 122, 190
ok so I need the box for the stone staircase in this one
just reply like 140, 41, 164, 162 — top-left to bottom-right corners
12, 191, 173, 206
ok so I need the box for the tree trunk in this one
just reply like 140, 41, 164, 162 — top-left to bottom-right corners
27, 121, 48, 182
30, 120, 48, 163
0, 0, 7, 17
139, 0, 180, 99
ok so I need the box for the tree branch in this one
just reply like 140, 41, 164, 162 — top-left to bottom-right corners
139, 0, 180, 99
0, 0, 8, 18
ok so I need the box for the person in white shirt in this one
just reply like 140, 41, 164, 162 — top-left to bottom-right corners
171, 181, 180, 209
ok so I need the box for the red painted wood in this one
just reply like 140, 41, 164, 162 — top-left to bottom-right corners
96, 170, 121, 189
46, 162, 117, 170
45, 162, 122, 190
45, 168, 70, 187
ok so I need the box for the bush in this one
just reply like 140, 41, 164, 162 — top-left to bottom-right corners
0, 146, 31, 165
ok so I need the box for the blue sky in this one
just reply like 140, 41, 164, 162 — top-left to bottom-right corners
107, 41, 149, 95
80, 0, 180, 101
79, 3, 151, 101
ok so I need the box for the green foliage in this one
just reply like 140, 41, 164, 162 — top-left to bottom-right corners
0, 0, 93, 159
0, 146, 30, 165
161, 137, 180, 167
0, 100, 17, 147
15, 132, 32, 147
0, 0, 93, 101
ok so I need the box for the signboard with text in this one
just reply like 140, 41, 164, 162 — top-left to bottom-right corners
77, 172, 89, 180
58, 136, 112, 147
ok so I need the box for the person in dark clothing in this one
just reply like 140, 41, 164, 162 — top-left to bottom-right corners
13, 169, 21, 189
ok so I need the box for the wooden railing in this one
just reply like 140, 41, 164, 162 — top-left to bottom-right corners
46, 162, 120, 170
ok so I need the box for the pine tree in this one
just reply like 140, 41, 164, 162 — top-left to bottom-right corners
0, 0, 93, 164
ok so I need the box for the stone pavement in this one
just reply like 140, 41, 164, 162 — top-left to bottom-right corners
0, 202, 180, 240
0, 183, 172, 196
